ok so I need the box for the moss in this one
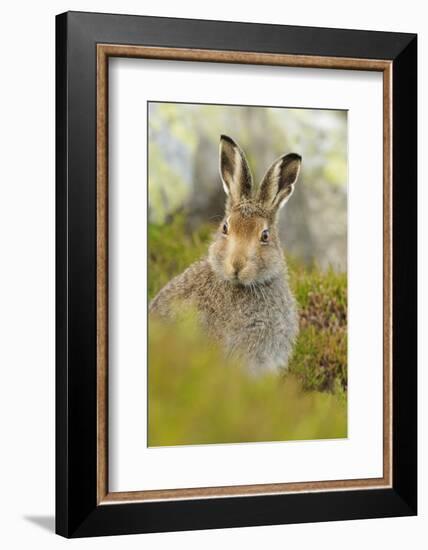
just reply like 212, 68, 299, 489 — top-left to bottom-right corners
149, 313, 347, 446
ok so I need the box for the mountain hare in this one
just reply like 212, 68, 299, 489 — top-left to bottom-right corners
150, 135, 301, 374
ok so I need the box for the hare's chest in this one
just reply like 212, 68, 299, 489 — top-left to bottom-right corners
219, 287, 290, 343
201, 282, 298, 373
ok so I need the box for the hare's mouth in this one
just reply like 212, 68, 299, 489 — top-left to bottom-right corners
229, 275, 244, 285
227, 273, 255, 287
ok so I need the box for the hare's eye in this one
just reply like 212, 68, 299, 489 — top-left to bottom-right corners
261, 229, 270, 243
222, 222, 228, 235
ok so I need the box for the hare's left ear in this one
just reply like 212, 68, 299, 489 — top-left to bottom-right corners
219, 135, 253, 205
258, 153, 302, 211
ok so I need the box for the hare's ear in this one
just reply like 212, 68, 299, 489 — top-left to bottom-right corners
219, 135, 253, 205
258, 153, 302, 211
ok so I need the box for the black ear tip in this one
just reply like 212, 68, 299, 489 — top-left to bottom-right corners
220, 134, 236, 146
288, 153, 302, 162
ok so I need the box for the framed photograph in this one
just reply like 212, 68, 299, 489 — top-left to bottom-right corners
56, 11, 417, 538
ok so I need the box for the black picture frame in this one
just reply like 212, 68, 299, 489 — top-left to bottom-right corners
56, 10, 417, 538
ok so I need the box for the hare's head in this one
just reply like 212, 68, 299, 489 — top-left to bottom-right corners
208, 135, 301, 286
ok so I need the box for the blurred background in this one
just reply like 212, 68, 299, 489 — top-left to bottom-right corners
148, 102, 347, 271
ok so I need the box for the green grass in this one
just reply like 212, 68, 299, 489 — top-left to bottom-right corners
149, 313, 346, 446
148, 215, 347, 446
148, 215, 212, 299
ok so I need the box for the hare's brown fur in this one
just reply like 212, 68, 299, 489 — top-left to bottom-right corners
149, 136, 302, 374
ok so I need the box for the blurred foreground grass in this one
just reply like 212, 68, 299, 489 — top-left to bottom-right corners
148, 215, 347, 446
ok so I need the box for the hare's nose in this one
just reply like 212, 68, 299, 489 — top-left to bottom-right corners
232, 258, 246, 276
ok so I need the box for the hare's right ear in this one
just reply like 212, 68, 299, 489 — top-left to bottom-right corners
258, 153, 301, 212
219, 135, 253, 206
